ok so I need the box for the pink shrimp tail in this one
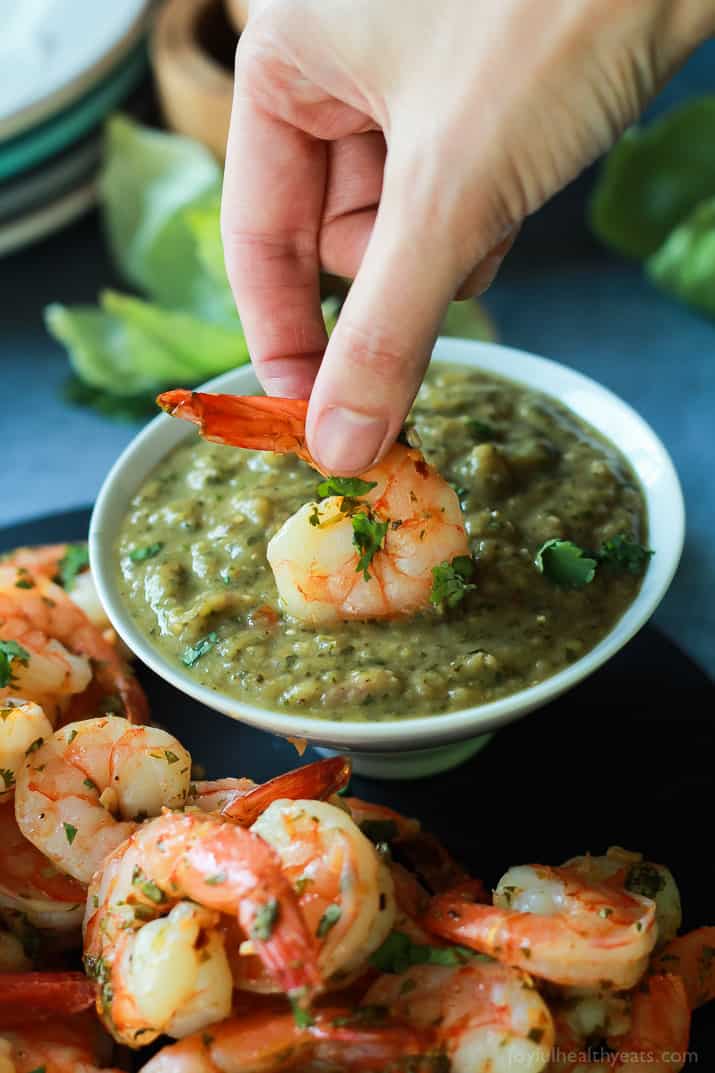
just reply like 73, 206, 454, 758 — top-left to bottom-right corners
157, 390, 315, 465
221, 755, 352, 824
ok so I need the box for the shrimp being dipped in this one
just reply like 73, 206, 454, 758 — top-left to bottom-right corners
15, 716, 191, 885
424, 861, 657, 990
0, 565, 148, 724
83, 810, 320, 1046
157, 392, 470, 626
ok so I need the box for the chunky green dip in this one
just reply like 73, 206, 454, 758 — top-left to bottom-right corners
116, 364, 648, 721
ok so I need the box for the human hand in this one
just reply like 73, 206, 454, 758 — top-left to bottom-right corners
222, 0, 713, 473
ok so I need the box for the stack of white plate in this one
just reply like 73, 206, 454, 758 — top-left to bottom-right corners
0, 0, 153, 257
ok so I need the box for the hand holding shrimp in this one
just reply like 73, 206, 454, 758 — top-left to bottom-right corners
158, 392, 471, 625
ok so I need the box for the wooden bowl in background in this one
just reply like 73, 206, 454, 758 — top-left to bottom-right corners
151, 0, 237, 159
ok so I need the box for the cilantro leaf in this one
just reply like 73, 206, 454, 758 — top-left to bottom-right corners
182, 631, 218, 667
316, 904, 341, 938
598, 534, 653, 575
369, 931, 474, 974
534, 540, 597, 589
251, 898, 279, 941
289, 994, 315, 1028
467, 419, 496, 441
316, 476, 377, 499
352, 512, 389, 581
430, 555, 476, 608
63, 822, 78, 845
129, 542, 164, 563
0, 640, 30, 688
0, 768, 15, 790
56, 544, 89, 590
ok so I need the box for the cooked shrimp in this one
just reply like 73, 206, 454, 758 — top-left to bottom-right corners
157, 392, 470, 625
0, 699, 53, 802
0, 566, 148, 724
0, 972, 96, 1023
564, 847, 682, 946
0, 1014, 119, 1073
251, 799, 396, 986
366, 961, 555, 1073
83, 810, 320, 1046
0, 801, 85, 932
424, 862, 657, 990
2, 545, 110, 633
15, 716, 191, 885
138, 1004, 434, 1073
192, 755, 352, 823
651, 926, 715, 1009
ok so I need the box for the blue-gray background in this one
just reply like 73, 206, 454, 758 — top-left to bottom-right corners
3, 43, 713, 676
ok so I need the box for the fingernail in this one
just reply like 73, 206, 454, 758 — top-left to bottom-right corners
312, 407, 388, 474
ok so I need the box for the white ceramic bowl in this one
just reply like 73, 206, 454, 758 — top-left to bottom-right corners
90, 339, 684, 779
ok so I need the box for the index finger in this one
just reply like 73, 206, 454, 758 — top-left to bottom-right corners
221, 84, 328, 398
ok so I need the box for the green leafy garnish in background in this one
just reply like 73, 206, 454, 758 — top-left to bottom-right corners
56, 543, 89, 590
590, 97, 715, 259
352, 512, 389, 581
535, 539, 597, 589
646, 196, 715, 318
598, 534, 653, 575
45, 116, 497, 419
430, 556, 476, 607
316, 476, 377, 499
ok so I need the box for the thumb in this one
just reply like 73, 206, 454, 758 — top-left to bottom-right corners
306, 153, 481, 475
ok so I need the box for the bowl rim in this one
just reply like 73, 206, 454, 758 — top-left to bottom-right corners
90, 337, 685, 751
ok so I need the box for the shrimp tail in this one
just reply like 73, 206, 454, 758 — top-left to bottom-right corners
221, 755, 352, 824
157, 391, 315, 464
0, 971, 96, 1022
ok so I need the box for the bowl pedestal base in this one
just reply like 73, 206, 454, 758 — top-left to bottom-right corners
315, 732, 494, 780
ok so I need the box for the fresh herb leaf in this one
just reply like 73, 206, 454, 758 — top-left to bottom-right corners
430, 555, 476, 608
205, 872, 227, 886
0, 640, 30, 688
351, 512, 389, 581
598, 534, 653, 575
182, 632, 218, 667
15, 578, 34, 589
25, 737, 44, 756
56, 543, 89, 590
0, 768, 15, 790
129, 542, 164, 563
535, 539, 597, 589
369, 931, 473, 975
316, 904, 342, 938
468, 419, 496, 441
164, 749, 180, 764
359, 819, 399, 845
83, 778, 98, 793
647, 195, 715, 317
251, 898, 279, 941
290, 994, 315, 1029
132, 866, 166, 904
316, 476, 377, 499
63, 822, 78, 845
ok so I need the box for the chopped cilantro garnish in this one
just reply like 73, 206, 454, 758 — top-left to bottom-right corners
0, 768, 15, 790
164, 750, 180, 764
535, 539, 597, 589
251, 898, 279, 941
468, 419, 496, 441
56, 543, 89, 590
205, 872, 227, 886
132, 866, 166, 904
352, 512, 389, 581
63, 822, 78, 845
83, 778, 98, 793
317, 476, 377, 499
0, 639, 30, 688
290, 994, 315, 1028
182, 632, 218, 667
129, 542, 164, 563
317, 904, 342, 938
359, 819, 399, 845
430, 555, 476, 608
25, 737, 44, 756
15, 578, 34, 589
369, 930, 474, 974
27, 1066, 46, 1073
598, 534, 654, 575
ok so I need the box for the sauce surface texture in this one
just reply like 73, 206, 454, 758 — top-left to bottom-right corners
117, 364, 647, 720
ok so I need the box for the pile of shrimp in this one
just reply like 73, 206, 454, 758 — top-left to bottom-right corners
0, 653, 711, 1073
